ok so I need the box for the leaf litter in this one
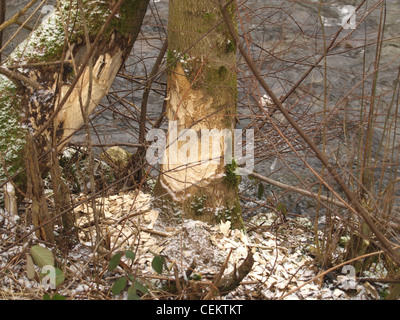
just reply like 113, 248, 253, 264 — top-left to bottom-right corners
0, 190, 387, 300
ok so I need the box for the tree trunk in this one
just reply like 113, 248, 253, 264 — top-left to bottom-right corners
50, 145, 76, 240
154, 0, 243, 229
4, 0, 149, 152
0, 0, 149, 240
25, 135, 55, 243
0, 0, 5, 62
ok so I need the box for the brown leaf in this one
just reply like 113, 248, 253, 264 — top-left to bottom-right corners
26, 254, 36, 280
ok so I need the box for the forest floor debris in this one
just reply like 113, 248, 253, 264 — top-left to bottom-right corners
0, 190, 389, 300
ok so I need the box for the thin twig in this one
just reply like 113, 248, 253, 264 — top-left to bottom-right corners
0, 66, 44, 90
279, 247, 399, 300
203, 249, 232, 300
0, 0, 38, 33
219, 0, 400, 267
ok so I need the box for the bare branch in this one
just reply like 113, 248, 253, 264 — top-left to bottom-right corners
0, 0, 39, 33
0, 66, 44, 90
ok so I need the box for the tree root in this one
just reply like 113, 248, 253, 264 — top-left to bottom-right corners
203, 247, 254, 299
217, 248, 255, 294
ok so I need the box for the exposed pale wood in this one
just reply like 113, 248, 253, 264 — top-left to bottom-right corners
156, 0, 242, 228
4, 183, 17, 216
55, 49, 124, 149
0, 0, 150, 243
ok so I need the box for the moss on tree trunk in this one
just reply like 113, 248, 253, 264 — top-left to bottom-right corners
0, 0, 149, 240
1, 0, 149, 184
155, 0, 243, 229
0, 75, 26, 189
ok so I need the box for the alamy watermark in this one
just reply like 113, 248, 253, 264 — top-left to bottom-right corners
17, 265, 58, 290
146, 121, 254, 175
41, 265, 57, 290
41, 5, 55, 21
341, 5, 356, 30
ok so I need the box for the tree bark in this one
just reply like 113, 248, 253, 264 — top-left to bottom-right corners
155, 0, 243, 229
0, 0, 150, 241
50, 145, 76, 239
0, 0, 5, 62
25, 135, 55, 243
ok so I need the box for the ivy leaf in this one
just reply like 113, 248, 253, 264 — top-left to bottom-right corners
127, 286, 140, 300
51, 294, 66, 300
111, 277, 127, 296
30, 245, 55, 268
151, 255, 165, 275
40, 267, 65, 287
257, 183, 264, 200
134, 280, 149, 294
108, 252, 123, 271
126, 275, 148, 294
54, 268, 65, 287
277, 202, 287, 215
43, 293, 66, 300
26, 254, 35, 280
125, 250, 136, 261
190, 274, 202, 281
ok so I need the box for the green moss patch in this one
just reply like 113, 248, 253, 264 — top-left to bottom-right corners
0, 76, 26, 185
7, 0, 143, 65
224, 159, 240, 188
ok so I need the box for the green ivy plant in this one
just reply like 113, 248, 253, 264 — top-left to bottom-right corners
29, 245, 66, 300
224, 158, 240, 187
43, 293, 66, 300
108, 250, 166, 300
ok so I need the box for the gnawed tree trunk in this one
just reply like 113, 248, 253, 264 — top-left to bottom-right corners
0, 0, 149, 241
154, 0, 243, 229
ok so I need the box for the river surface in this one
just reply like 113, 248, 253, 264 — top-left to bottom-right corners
4, 1, 400, 216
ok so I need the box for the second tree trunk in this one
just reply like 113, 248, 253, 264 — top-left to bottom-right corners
155, 0, 243, 229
